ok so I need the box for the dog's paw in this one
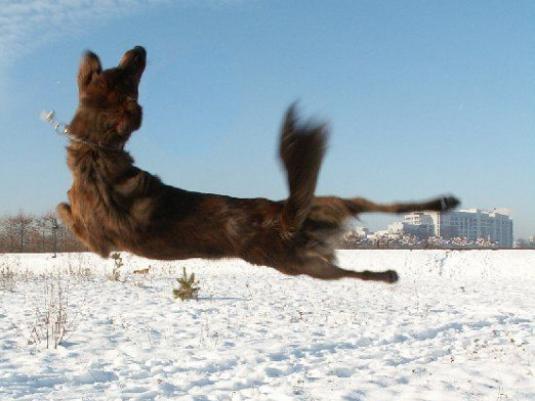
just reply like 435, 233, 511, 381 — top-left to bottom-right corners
384, 269, 399, 284
56, 202, 71, 216
439, 196, 461, 211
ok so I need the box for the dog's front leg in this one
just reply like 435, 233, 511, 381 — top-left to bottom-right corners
56, 202, 92, 251
56, 202, 75, 229
292, 257, 399, 283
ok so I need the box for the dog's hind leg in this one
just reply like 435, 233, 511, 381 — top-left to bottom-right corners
344, 196, 460, 215
296, 257, 398, 283
305, 195, 460, 231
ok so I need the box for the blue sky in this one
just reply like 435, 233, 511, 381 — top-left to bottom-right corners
0, 0, 534, 238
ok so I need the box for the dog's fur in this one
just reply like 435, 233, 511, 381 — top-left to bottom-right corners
57, 46, 460, 283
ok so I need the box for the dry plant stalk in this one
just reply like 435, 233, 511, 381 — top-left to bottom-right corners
109, 252, 124, 282
28, 279, 69, 349
0, 263, 16, 292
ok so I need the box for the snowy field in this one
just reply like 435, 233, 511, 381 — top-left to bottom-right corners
0, 250, 534, 401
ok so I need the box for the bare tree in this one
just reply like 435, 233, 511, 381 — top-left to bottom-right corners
6, 212, 34, 253
0, 211, 85, 253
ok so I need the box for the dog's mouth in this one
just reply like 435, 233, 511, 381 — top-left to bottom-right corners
119, 46, 146, 75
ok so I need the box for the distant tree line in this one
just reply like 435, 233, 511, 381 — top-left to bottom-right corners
1, 211, 532, 253
0, 211, 85, 253
338, 231, 533, 249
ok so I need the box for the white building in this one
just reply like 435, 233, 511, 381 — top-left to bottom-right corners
389, 219, 434, 239
402, 209, 513, 247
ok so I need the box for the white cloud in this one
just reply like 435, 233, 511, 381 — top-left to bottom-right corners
0, 0, 168, 66
0, 0, 246, 105
0, 0, 248, 65
0, 0, 175, 108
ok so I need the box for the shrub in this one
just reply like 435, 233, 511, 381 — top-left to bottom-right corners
173, 267, 200, 301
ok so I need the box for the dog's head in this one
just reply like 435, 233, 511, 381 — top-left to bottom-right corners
69, 46, 146, 149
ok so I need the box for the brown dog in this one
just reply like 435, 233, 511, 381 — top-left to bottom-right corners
57, 46, 459, 283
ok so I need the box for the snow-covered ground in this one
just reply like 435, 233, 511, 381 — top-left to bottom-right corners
0, 250, 534, 401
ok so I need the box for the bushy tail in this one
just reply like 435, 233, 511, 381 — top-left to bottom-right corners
279, 104, 328, 238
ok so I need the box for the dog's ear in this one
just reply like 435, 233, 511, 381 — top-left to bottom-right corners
78, 51, 102, 92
